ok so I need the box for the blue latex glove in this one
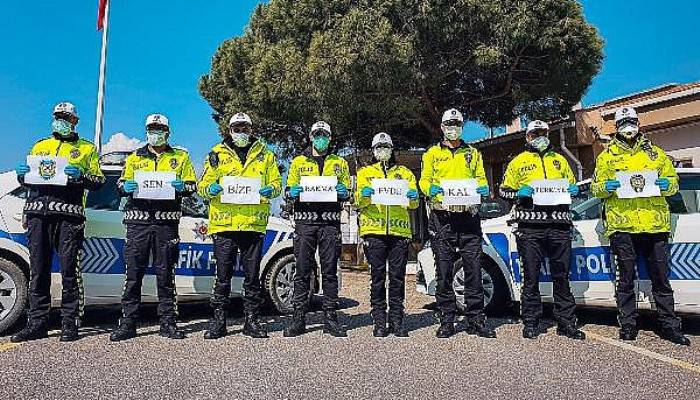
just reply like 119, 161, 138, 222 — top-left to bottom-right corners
407, 189, 419, 200
655, 178, 670, 192
429, 185, 443, 198
605, 180, 621, 193
568, 184, 579, 196
64, 165, 82, 179
123, 180, 138, 194
208, 183, 223, 197
361, 187, 374, 198
259, 185, 274, 198
517, 185, 534, 198
171, 180, 185, 192
476, 185, 489, 197
289, 185, 303, 198
336, 183, 349, 198
15, 164, 30, 177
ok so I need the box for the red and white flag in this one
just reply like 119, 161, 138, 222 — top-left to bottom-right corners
97, 0, 108, 31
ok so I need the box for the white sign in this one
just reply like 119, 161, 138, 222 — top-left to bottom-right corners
25, 155, 68, 186
531, 179, 572, 206
134, 171, 176, 200
300, 176, 338, 203
371, 179, 409, 206
440, 179, 480, 206
220, 176, 262, 205
616, 170, 661, 199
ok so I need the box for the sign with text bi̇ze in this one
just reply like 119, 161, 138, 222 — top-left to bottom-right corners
220, 176, 261, 204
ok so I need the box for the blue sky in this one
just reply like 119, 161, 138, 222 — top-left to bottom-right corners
1, 0, 699, 171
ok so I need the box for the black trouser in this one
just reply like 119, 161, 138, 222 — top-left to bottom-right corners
292, 223, 340, 311
26, 216, 84, 323
363, 235, 409, 321
211, 231, 264, 315
122, 223, 179, 321
515, 225, 577, 326
610, 232, 680, 331
429, 211, 484, 323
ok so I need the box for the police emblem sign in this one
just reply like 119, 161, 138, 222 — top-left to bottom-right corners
615, 170, 662, 199
25, 155, 68, 186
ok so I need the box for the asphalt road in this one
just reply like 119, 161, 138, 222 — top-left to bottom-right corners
1, 271, 700, 400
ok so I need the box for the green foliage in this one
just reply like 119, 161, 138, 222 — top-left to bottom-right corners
200, 0, 603, 156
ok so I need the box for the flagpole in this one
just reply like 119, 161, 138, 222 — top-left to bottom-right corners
94, 0, 110, 153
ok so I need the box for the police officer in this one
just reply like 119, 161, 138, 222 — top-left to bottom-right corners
284, 121, 351, 337
592, 106, 689, 345
199, 112, 282, 339
356, 133, 419, 337
500, 120, 585, 340
110, 114, 197, 341
419, 108, 495, 339
12, 102, 105, 342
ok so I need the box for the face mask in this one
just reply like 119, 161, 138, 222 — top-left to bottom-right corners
443, 126, 462, 141
312, 135, 330, 152
146, 130, 168, 146
373, 147, 392, 162
530, 136, 550, 152
52, 119, 73, 137
231, 132, 251, 147
618, 123, 639, 140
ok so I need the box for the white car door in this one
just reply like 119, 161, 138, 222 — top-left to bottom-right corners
568, 195, 617, 306
641, 173, 700, 313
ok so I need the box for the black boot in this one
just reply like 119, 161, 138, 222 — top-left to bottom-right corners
436, 320, 456, 338
388, 315, 409, 338
59, 317, 80, 342
242, 313, 268, 338
522, 322, 540, 339
372, 312, 389, 338
204, 308, 228, 340
110, 318, 137, 342
10, 319, 48, 343
619, 325, 638, 341
323, 310, 347, 337
159, 318, 185, 340
284, 308, 307, 337
465, 317, 496, 338
660, 328, 690, 346
556, 324, 586, 340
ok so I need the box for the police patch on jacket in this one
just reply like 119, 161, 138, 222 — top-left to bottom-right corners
70, 149, 81, 159
170, 158, 178, 169
553, 160, 561, 170
334, 164, 342, 175
466, 151, 473, 165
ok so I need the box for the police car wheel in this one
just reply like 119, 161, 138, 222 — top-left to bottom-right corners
0, 258, 28, 334
265, 254, 315, 314
453, 256, 508, 314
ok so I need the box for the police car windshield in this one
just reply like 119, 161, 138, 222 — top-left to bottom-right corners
86, 174, 121, 211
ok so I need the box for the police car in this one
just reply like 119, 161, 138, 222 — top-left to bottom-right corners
0, 152, 333, 334
416, 169, 700, 315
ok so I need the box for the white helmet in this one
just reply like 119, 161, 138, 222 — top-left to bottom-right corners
146, 113, 169, 128
229, 112, 252, 126
526, 120, 549, 134
615, 106, 639, 125
53, 102, 78, 119
441, 108, 464, 124
371, 132, 393, 148
310, 121, 332, 135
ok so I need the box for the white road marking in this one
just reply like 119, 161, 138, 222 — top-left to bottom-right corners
585, 330, 700, 375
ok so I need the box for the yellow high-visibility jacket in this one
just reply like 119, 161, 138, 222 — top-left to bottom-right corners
356, 161, 418, 238
118, 145, 197, 224
419, 141, 487, 210
592, 137, 678, 236
198, 139, 282, 234
500, 147, 576, 224
21, 134, 105, 220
